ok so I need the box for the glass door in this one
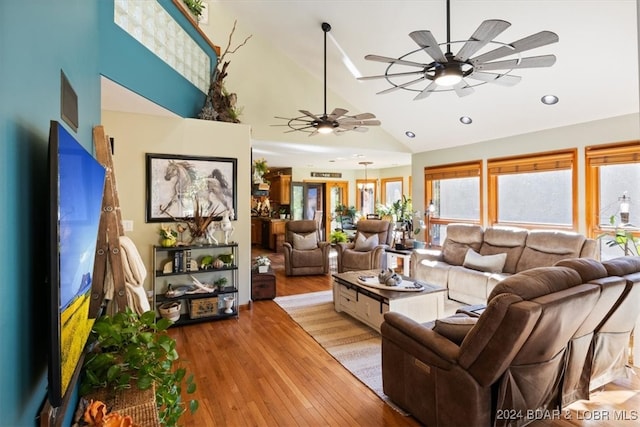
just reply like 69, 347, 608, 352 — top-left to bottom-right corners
292, 182, 326, 238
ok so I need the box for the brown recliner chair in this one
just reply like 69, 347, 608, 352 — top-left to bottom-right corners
282, 220, 330, 276
336, 219, 393, 273
593, 256, 640, 390
553, 258, 627, 407
381, 266, 601, 427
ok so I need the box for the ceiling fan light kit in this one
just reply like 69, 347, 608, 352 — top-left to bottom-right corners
274, 22, 381, 135
359, 0, 559, 99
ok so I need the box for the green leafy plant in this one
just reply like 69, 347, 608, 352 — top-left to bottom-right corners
597, 215, 640, 256
81, 309, 198, 426
330, 230, 349, 244
183, 0, 204, 18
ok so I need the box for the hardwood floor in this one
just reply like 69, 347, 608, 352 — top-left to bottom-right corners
170, 247, 640, 426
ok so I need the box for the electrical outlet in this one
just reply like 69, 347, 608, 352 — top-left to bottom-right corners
122, 220, 134, 231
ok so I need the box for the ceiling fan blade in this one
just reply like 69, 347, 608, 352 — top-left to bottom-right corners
475, 54, 556, 71
327, 108, 348, 120
377, 76, 426, 95
470, 31, 559, 65
467, 72, 522, 86
358, 70, 425, 81
454, 19, 511, 61
365, 54, 429, 69
352, 127, 369, 133
453, 81, 475, 97
349, 112, 376, 120
413, 81, 438, 100
299, 110, 320, 120
409, 30, 447, 63
339, 119, 381, 127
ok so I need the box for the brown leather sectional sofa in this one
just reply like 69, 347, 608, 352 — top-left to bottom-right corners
410, 224, 598, 305
381, 256, 640, 427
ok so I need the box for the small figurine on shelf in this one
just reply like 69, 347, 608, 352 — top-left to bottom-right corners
159, 224, 178, 247
254, 255, 271, 273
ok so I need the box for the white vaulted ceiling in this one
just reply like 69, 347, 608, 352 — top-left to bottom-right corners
103, 1, 639, 170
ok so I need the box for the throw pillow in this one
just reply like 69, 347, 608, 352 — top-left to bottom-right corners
463, 248, 507, 273
292, 232, 317, 250
432, 315, 478, 345
354, 232, 379, 252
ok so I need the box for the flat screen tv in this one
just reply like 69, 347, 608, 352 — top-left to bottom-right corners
47, 121, 106, 407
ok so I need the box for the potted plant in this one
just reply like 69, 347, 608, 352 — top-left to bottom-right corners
334, 204, 357, 231
159, 224, 178, 247
412, 226, 426, 249
330, 230, 349, 244
279, 207, 287, 219
253, 158, 269, 184
80, 309, 198, 427
254, 255, 271, 273
182, 0, 205, 21
597, 215, 640, 256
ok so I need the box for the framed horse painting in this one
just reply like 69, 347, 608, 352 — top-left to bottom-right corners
145, 153, 237, 222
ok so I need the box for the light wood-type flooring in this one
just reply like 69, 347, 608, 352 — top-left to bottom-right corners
171, 247, 640, 426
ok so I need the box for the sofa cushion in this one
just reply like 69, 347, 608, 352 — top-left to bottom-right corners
442, 224, 484, 266
354, 232, 379, 251
433, 315, 478, 345
516, 230, 587, 272
413, 259, 452, 288
448, 266, 492, 305
480, 227, 528, 274
291, 247, 323, 267
292, 232, 317, 250
463, 248, 508, 273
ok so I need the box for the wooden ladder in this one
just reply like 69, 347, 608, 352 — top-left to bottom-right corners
89, 125, 128, 315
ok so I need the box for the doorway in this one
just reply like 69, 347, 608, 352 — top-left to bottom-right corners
292, 182, 326, 239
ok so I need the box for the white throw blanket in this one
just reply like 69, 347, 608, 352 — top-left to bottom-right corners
104, 235, 150, 315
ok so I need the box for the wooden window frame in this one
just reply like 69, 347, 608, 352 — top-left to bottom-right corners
355, 179, 377, 215
380, 177, 404, 206
585, 140, 640, 238
424, 161, 483, 245
487, 149, 578, 230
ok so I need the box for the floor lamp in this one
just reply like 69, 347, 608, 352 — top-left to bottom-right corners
426, 199, 436, 247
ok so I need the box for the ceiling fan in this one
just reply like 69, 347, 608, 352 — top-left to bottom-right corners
274, 22, 381, 135
358, 0, 558, 99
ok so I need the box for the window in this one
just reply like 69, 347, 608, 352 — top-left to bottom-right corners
356, 179, 377, 216
381, 177, 403, 206
487, 150, 577, 229
586, 141, 640, 259
425, 161, 482, 246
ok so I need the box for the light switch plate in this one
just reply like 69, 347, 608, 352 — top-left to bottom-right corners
122, 220, 133, 231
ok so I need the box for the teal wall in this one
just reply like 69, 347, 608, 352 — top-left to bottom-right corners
98, 0, 214, 117
0, 1, 214, 425
0, 1, 100, 425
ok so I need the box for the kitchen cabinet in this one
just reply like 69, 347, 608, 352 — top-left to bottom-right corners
269, 174, 291, 205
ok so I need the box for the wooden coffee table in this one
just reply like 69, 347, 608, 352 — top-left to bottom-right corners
332, 270, 446, 332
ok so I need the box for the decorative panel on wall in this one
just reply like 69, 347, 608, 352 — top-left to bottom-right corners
114, 0, 210, 93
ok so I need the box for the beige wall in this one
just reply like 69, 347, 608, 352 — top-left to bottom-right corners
411, 113, 640, 234
292, 165, 411, 210
102, 111, 253, 304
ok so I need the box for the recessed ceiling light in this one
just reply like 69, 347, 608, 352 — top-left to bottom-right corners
405, 131, 415, 138
460, 116, 472, 124
541, 95, 559, 105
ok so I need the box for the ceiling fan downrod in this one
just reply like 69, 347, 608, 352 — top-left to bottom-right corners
322, 22, 331, 119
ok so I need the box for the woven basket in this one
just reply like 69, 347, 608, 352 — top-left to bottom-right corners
83, 384, 160, 426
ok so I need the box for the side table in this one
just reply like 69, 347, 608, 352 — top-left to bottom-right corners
385, 248, 413, 276
252, 267, 276, 300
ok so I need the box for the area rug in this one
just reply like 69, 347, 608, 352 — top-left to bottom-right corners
274, 290, 408, 414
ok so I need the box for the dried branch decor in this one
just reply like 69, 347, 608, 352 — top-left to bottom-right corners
199, 20, 252, 123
